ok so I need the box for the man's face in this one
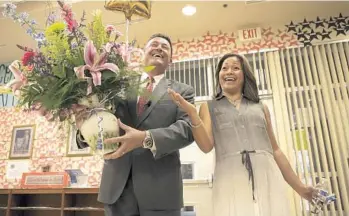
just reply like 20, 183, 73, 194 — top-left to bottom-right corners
144, 37, 172, 72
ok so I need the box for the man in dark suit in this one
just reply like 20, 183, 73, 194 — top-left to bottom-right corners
77, 33, 195, 216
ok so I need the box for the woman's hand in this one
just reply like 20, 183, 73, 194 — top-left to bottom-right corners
299, 185, 319, 202
168, 88, 196, 116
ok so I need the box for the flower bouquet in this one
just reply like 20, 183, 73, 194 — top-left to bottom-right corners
2, 1, 152, 155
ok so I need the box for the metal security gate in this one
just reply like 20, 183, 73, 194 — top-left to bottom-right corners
267, 41, 349, 216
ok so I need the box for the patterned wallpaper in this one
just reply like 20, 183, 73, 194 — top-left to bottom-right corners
0, 13, 348, 188
170, 13, 349, 61
0, 108, 103, 188
171, 28, 298, 61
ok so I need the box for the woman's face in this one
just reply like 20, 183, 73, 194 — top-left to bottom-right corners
218, 56, 244, 95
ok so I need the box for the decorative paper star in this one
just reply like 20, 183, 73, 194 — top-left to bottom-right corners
345, 20, 349, 32
302, 39, 312, 47
320, 29, 331, 40
314, 16, 325, 28
327, 17, 337, 29
296, 29, 307, 40
286, 21, 297, 32
335, 26, 346, 36
309, 29, 320, 41
335, 13, 346, 25
301, 18, 312, 30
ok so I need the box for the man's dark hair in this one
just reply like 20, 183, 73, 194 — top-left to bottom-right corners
148, 33, 173, 57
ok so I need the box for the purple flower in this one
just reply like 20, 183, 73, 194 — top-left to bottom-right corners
71, 42, 78, 49
19, 12, 29, 21
34, 32, 46, 47
46, 12, 57, 26
2, 3, 43, 48
38, 41, 45, 48
26, 28, 33, 36
2, 3, 16, 17
34, 32, 45, 40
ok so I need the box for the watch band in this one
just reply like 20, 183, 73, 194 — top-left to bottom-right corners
142, 131, 153, 149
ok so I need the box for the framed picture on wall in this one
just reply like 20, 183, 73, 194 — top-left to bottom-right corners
66, 124, 91, 156
9, 125, 35, 159
181, 162, 195, 180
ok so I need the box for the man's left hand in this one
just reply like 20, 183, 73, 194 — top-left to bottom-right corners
104, 119, 146, 160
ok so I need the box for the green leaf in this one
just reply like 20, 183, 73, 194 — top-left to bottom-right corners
144, 65, 156, 72
52, 65, 65, 78
101, 70, 117, 80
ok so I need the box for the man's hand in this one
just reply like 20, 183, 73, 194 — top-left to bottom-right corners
33, 103, 54, 121
70, 104, 89, 129
104, 119, 146, 160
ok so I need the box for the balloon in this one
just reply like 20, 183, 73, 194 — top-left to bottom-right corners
104, 0, 152, 20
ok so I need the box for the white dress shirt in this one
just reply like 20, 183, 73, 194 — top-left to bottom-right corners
137, 72, 164, 102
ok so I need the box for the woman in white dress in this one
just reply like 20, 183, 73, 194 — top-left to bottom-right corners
168, 53, 316, 216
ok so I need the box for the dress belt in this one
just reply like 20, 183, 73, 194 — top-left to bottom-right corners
240, 150, 257, 201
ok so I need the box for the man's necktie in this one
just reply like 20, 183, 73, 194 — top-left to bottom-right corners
137, 77, 154, 117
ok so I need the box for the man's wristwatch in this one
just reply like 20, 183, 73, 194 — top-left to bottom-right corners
142, 131, 154, 149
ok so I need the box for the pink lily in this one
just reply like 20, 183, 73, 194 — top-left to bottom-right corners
6, 60, 28, 96
74, 41, 119, 94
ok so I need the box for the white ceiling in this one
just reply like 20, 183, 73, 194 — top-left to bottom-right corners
1, 1, 349, 62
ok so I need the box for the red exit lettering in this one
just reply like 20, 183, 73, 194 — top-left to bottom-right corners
243, 28, 258, 40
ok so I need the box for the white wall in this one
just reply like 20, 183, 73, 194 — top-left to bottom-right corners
183, 181, 213, 216
180, 144, 215, 180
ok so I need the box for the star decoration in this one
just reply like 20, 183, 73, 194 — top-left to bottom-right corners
345, 20, 349, 32
335, 13, 346, 25
301, 39, 312, 47
335, 26, 346, 36
286, 21, 297, 32
296, 29, 307, 40
320, 29, 331, 40
301, 18, 311, 30
327, 17, 337, 29
314, 16, 325, 28
309, 29, 320, 41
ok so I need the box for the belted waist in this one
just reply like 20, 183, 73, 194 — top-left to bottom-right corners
240, 150, 257, 201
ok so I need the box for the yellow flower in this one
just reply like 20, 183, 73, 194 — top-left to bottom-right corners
92, 9, 102, 17
45, 22, 66, 36
0, 85, 12, 94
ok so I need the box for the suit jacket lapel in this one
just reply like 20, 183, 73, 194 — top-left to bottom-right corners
127, 75, 142, 126
127, 96, 137, 127
136, 77, 168, 128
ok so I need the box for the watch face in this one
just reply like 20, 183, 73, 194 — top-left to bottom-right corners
143, 131, 153, 148
146, 138, 153, 147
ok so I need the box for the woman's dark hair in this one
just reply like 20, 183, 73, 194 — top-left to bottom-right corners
215, 53, 260, 103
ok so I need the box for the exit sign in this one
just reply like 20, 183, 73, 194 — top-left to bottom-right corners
238, 27, 262, 41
